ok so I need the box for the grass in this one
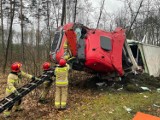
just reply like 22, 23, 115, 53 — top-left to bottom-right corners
61, 90, 160, 120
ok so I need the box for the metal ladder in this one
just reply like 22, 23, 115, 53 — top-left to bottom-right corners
0, 69, 55, 113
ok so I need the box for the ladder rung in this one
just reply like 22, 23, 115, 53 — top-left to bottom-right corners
42, 75, 47, 77
29, 83, 37, 86
22, 87, 30, 91
47, 71, 53, 73
5, 98, 13, 102
0, 104, 4, 108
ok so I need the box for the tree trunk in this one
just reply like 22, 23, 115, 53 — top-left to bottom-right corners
73, 0, 77, 23
1, 0, 5, 59
96, 0, 105, 29
3, 0, 16, 73
57, 6, 60, 27
47, 0, 51, 57
61, 0, 66, 26
52, 0, 59, 28
36, 8, 40, 75
126, 0, 144, 38
20, 0, 25, 64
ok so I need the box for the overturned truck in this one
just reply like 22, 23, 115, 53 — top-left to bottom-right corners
50, 23, 141, 78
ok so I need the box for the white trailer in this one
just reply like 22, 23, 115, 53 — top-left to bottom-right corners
127, 40, 160, 77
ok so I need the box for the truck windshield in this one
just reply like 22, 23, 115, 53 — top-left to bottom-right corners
51, 31, 60, 51
51, 30, 64, 52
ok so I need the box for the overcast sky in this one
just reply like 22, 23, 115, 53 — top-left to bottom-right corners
10, 0, 124, 32
85, 0, 124, 29
91, 0, 124, 13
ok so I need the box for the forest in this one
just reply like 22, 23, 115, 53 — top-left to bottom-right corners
0, 0, 160, 74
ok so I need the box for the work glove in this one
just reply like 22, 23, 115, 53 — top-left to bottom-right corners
31, 76, 36, 81
35, 77, 41, 81
31, 76, 35, 81
32, 76, 40, 81
14, 90, 20, 96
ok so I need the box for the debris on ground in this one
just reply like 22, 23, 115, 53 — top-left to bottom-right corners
123, 106, 132, 113
96, 82, 106, 87
143, 95, 148, 98
153, 104, 160, 108
157, 88, 160, 93
140, 87, 151, 91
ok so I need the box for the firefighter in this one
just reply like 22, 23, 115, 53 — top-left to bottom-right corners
63, 40, 72, 61
3, 62, 37, 118
55, 58, 70, 110
39, 62, 54, 104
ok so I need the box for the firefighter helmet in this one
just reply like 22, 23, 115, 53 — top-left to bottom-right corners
11, 62, 22, 72
59, 59, 66, 67
43, 62, 51, 70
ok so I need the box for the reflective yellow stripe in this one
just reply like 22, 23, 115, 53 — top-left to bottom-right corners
3, 111, 11, 116
8, 79, 15, 83
55, 102, 60, 108
55, 102, 60, 105
56, 81, 68, 85
61, 102, 66, 108
61, 102, 66, 105
6, 88, 12, 93
6, 87, 16, 93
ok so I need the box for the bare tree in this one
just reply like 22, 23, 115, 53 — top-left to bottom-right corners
1, 0, 5, 58
126, 0, 144, 38
73, 0, 77, 23
46, 0, 51, 54
52, 0, 60, 28
96, 0, 105, 29
20, 0, 25, 64
61, 0, 66, 25
36, 7, 41, 75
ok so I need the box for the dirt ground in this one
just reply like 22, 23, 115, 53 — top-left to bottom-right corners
0, 71, 159, 120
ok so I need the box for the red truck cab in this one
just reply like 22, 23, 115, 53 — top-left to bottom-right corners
50, 23, 126, 76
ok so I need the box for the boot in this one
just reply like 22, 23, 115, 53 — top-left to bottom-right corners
15, 106, 24, 112
38, 98, 48, 104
